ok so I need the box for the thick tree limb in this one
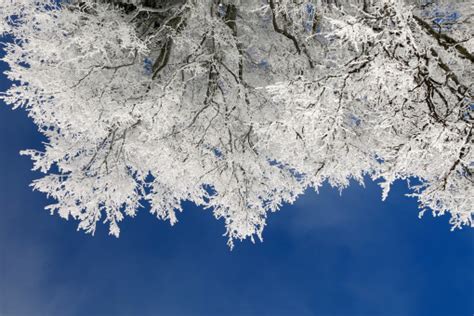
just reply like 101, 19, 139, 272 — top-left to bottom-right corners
413, 15, 474, 63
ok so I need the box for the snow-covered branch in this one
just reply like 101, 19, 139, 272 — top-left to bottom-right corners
0, 0, 472, 247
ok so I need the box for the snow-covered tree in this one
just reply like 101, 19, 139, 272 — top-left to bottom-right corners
1, 0, 472, 247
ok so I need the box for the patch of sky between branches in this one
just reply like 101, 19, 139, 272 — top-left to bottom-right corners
420, 1, 461, 32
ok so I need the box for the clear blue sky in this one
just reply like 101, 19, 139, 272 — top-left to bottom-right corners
0, 49, 473, 316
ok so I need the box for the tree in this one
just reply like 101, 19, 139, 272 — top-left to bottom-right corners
1, 0, 472, 247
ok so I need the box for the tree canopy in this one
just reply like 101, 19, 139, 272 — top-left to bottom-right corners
1, 0, 472, 247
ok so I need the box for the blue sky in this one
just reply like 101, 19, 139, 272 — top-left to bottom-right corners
0, 51, 473, 316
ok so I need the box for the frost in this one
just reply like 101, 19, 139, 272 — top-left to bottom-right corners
0, 0, 472, 247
